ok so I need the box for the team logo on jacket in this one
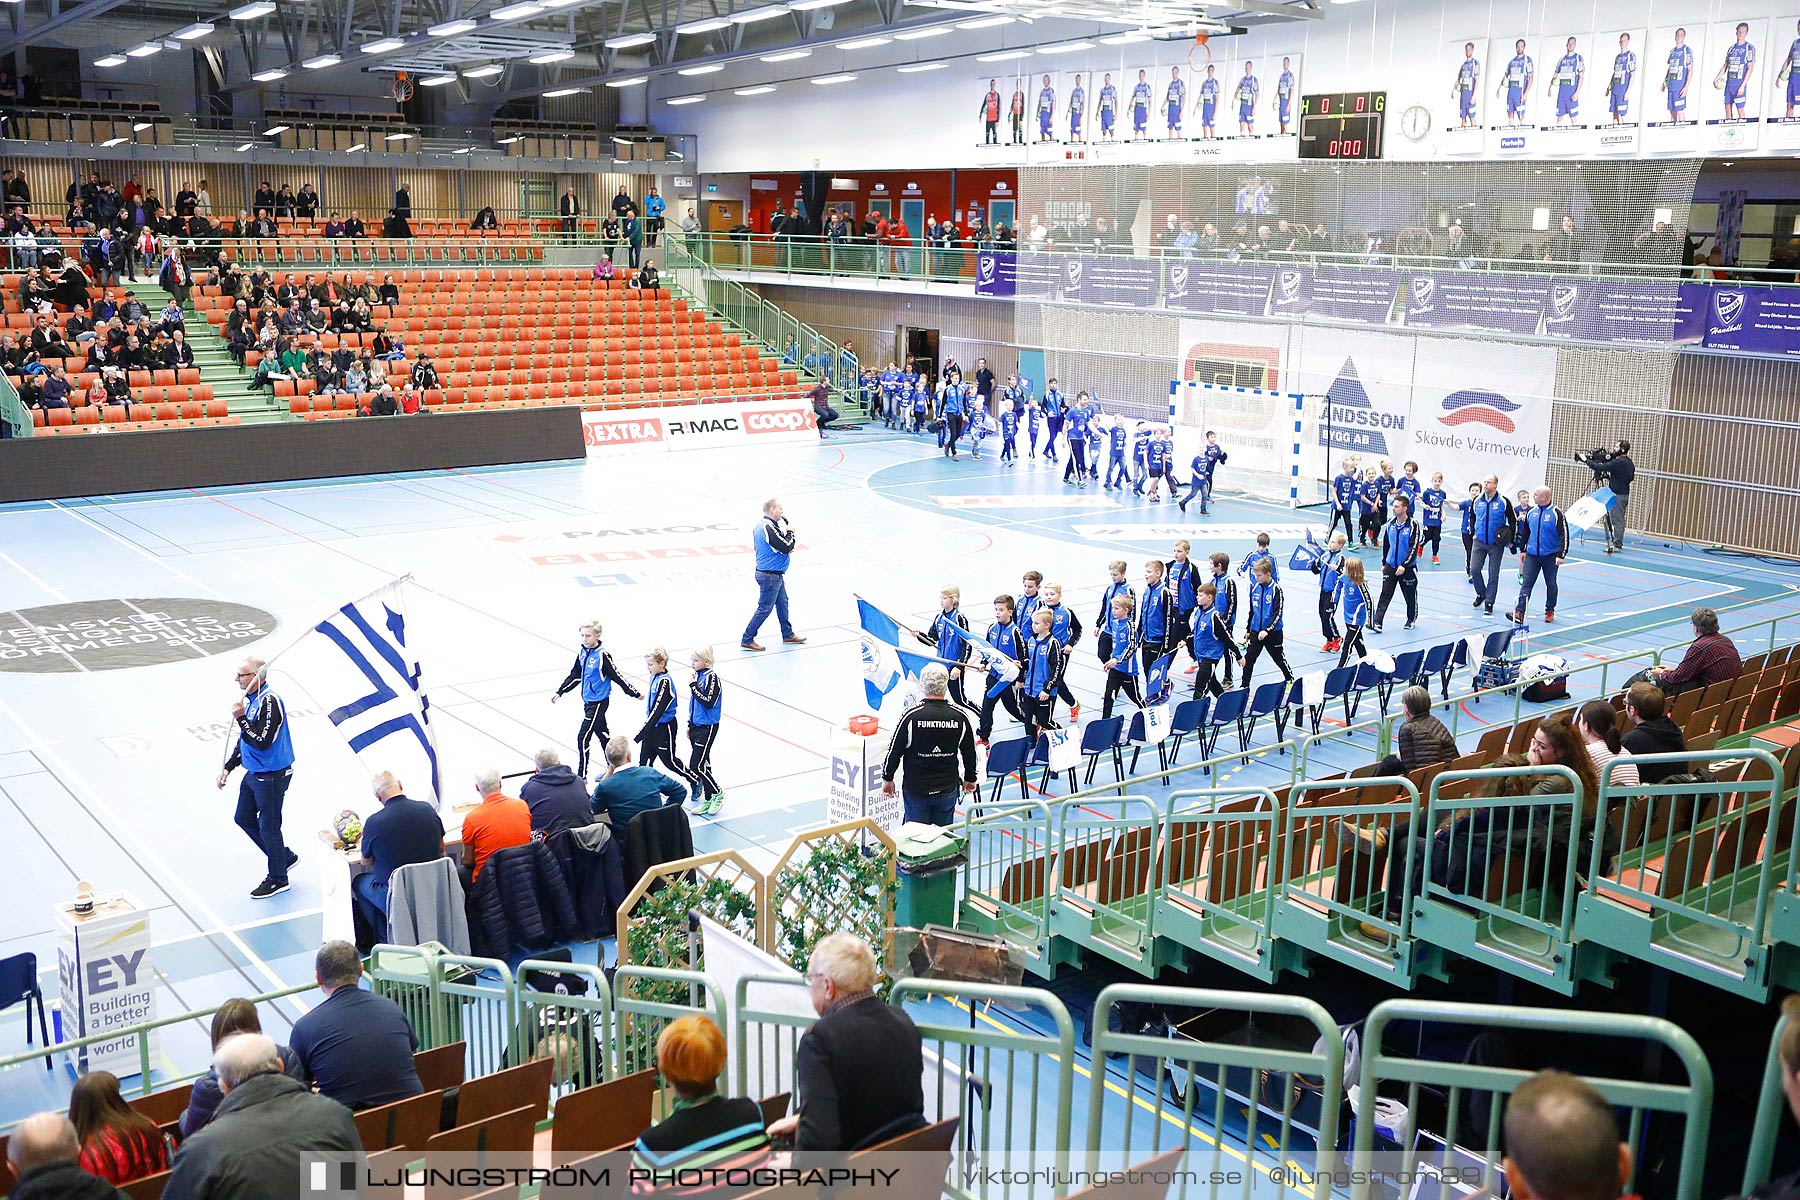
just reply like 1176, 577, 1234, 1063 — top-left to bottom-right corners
1549, 283, 1580, 321
1439, 389, 1521, 433
1713, 289, 1745, 330
1168, 264, 1189, 299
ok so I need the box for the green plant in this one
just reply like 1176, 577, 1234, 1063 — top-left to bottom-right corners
771, 839, 897, 990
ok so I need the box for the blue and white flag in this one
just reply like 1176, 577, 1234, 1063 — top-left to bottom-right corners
1288, 528, 1321, 572
933, 616, 1022, 686
1144, 651, 1175, 706
303, 580, 441, 803
856, 598, 938, 711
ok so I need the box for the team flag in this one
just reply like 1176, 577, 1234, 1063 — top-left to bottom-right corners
855, 598, 940, 710
1144, 651, 1175, 705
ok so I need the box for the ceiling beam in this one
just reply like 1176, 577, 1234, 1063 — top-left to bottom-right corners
0, 0, 141, 56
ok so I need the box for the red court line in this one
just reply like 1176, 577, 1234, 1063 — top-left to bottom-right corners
186, 488, 830, 762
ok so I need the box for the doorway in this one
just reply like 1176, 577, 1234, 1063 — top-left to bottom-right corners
870, 197, 892, 220
708, 199, 744, 229
988, 199, 1016, 235
899, 326, 940, 382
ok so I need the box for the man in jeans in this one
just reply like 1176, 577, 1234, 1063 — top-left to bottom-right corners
1466, 474, 1515, 617
214, 656, 299, 900
879, 665, 979, 826
1592, 440, 1634, 554
741, 498, 808, 652
809, 379, 838, 439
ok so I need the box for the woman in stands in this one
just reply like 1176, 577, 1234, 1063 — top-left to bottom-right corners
68, 1070, 169, 1185
178, 998, 304, 1137
687, 647, 724, 816
632, 1016, 770, 1191
1576, 700, 1639, 790
378, 273, 400, 310
636, 647, 702, 799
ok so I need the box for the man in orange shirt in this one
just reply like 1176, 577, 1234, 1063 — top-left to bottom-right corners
459, 768, 531, 882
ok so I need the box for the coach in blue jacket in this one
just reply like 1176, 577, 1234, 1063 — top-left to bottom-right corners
741, 498, 808, 652
1511, 487, 1570, 625
1466, 475, 1515, 617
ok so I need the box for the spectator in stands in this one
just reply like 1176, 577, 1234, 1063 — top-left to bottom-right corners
612, 184, 634, 218
1621, 683, 1687, 783
521, 748, 594, 836
351, 773, 446, 942
64, 303, 95, 344
471, 206, 498, 231
174, 181, 197, 219
559, 185, 582, 237
68, 1071, 169, 1185
4, 170, 25, 209
119, 290, 149, 325
291, 936, 426, 1108
682, 207, 699, 235
366, 385, 399, 417
407, 353, 439, 392
252, 180, 276, 214
180, 1000, 305, 1139
215, 256, 241, 298
102, 367, 130, 412
11, 216, 37, 269
767, 932, 923, 1151
392, 182, 411, 220
125, 224, 150, 285
164, 329, 195, 369
251, 209, 277, 238
630, 260, 660, 293
275, 274, 301, 306
461, 768, 532, 883
633, 1015, 771, 1188
304, 300, 328, 335
117, 335, 144, 372
378, 273, 400, 309
344, 210, 367, 238
31, 319, 68, 361
1502, 1071, 1631, 1200
159, 247, 191, 305
343, 359, 367, 395
83, 337, 115, 375
373, 328, 405, 361
590, 734, 685, 829
320, 212, 344, 237
295, 183, 316, 219
313, 348, 343, 394
81, 373, 106, 408
624, 208, 643, 268
6, 1112, 126, 1200
1647, 608, 1741, 696
1576, 700, 1639, 789
276, 301, 304, 337
65, 203, 91, 235
157, 298, 185, 335
1375, 687, 1459, 777
165, 1031, 361, 1200
644, 186, 665, 246
347, 298, 373, 331
231, 209, 253, 238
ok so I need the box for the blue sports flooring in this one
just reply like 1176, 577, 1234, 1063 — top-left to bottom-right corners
3, 426, 1799, 1143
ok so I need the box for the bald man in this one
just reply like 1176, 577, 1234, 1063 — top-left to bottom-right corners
1503, 1071, 1631, 1200
1510, 486, 1570, 625
7, 1111, 126, 1199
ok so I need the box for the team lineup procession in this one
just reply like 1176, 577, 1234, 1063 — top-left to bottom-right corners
4, 0, 1800, 1194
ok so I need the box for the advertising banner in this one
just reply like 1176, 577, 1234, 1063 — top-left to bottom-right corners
1701, 285, 1800, 355
1165, 260, 1274, 316
1306, 266, 1404, 323
973, 250, 1016, 298
1542, 278, 1707, 345
1407, 335, 1557, 491
1405, 271, 1546, 334
1081, 256, 1160, 307
581, 398, 818, 454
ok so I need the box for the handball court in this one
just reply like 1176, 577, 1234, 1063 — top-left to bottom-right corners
1, 427, 1797, 1134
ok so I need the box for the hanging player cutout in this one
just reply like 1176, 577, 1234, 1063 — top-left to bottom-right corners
1715, 22, 1756, 120
1609, 33, 1638, 125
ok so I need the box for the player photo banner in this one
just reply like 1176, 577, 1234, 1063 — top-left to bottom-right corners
1598, 29, 1648, 127
1648, 24, 1706, 126
1774, 18, 1800, 124
1492, 35, 1538, 127
1447, 36, 1487, 129
1709, 18, 1766, 123
1405, 271, 1547, 335
1539, 33, 1592, 128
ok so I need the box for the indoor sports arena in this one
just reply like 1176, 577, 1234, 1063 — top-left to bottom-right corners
2, 0, 1800, 1196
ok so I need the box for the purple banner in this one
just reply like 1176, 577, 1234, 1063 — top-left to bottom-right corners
973, 250, 1015, 298
1701, 286, 1800, 357
1541, 279, 1707, 347
1405, 271, 1546, 335
1269, 266, 1310, 317
1292, 266, 1403, 324
1081, 257, 1159, 307
1013, 252, 1061, 301
1164, 260, 1273, 316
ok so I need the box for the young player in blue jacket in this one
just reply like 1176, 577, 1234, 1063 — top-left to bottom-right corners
1239, 532, 1279, 582
978, 594, 1028, 744
1189, 581, 1239, 700
1329, 461, 1360, 542
1105, 416, 1130, 490
1420, 472, 1448, 564
1333, 557, 1373, 670
1312, 531, 1348, 652
918, 585, 973, 708
1207, 551, 1241, 689
1100, 594, 1143, 719
1239, 558, 1294, 691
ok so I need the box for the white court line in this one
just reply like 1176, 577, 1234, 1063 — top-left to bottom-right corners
0, 545, 70, 600
47, 500, 230, 598
0, 693, 297, 1003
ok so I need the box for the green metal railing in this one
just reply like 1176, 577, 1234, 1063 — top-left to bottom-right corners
1049, 796, 1166, 976
731, 972, 814, 1105
1351, 999, 1714, 1200
664, 235, 854, 389
1575, 748, 1794, 999
959, 800, 1057, 975
1084, 983, 1342, 1199
1412, 764, 1597, 994
1154, 788, 1291, 982
517, 958, 614, 1097
1744, 1005, 1795, 1195
612, 964, 727, 1080
0, 370, 32, 438
888, 977, 1075, 1200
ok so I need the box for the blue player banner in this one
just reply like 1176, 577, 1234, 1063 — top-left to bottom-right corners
1542, 278, 1708, 345
1081, 257, 1159, 307
1700, 285, 1800, 356
1405, 271, 1547, 334
1288, 530, 1322, 573
1144, 651, 1175, 705
1165, 260, 1274, 316
296, 578, 442, 803
973, 250, 1017, 299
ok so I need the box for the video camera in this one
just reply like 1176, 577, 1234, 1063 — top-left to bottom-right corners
1574, 447, 1615, 486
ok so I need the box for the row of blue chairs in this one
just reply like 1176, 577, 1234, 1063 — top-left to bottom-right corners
979, 630, 1518, 801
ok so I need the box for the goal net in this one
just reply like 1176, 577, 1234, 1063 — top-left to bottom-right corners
1170, 380, 1328, 508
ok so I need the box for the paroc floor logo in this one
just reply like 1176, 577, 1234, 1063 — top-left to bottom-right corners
0, 598, 278, 673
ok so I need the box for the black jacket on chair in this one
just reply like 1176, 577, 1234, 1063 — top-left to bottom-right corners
622, 803, 694, 899
542, 825, 628, 940
467, 840, 579, 959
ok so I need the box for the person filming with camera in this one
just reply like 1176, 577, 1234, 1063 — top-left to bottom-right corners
1575, 440, 1634, 555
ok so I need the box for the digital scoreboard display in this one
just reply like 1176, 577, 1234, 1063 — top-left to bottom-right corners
1298, 91, 1387, 159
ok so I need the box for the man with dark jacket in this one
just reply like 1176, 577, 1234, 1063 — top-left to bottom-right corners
1622, 682, 1688, 784
354, 771, 444, 941
393, 182, 411, 219
1379, 687, 1459, 777
287, 941, 422, 1111
1580, 440, 1635, 554
767, 933, 923, 1152
252, 181, 277, 214
878, 664, 978, 827
521, 747, 596, 836
6, 1112, 126, 1200
164, 1032, 360, 1200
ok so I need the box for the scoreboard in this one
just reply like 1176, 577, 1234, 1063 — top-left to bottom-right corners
1298, 91, 1386, 159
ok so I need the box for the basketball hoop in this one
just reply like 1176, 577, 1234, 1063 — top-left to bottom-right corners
392, 72, 415, 102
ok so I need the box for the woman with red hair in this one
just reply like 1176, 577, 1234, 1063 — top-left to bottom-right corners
632, 1015, 771, 1194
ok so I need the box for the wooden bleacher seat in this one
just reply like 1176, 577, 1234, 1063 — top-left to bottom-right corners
846, 1117, 960, 1200
362, 1145, 414, 1199
454, 1057, 553, 1126
548, 1068, 655, 1159
355, 1088, 445, 1152
413, 1042, 466, 1094
758, 1091, 790, 1125
126, 1081, 194, 1130
121, 1169, 172, 1200
425, 1106, 536, 1199
1067, 1148, 1188, 1200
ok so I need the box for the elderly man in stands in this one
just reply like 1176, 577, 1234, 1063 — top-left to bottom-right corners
353, 771, 444, 944
1502, 1071, 1632, 1200
768, 932, 924, 1152
1646, 607, 1742, 697
590, 734, 685, 831
6, 1112, 126, 1200
163, 1032, 360, 1200
459, 768, 531, 883
1376, 686, 1459, 778
521, 747, 596, 836
287, 941, 422, 1111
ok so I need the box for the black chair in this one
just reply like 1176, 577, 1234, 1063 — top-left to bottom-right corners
0, 953, 51, 1068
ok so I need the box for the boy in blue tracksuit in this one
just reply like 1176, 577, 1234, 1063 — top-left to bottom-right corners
1510, 489, 1569, 625
1017, 571, 1043, 629
1312, 531, 1347, 651
1100, 594, 1142, 719
1062, 395, 1091, 486
1396, 461, 1422, 511
1021, 608, 1065, 745
1144, 426, 1177, 501
1357, 467, 1384, 547
1207, 551, 1241, 688
1459, 481, 1480, 572
1239, 559, 1293, 691
1334, 558, 1372, 670
1041, 381, 1065, 463
1131, 422, 1152, 493
1105, 417, 1129, 490
940, 374, 969, 459
1084, 404, 1104, 484
1041, 583, 1083, 721
1189, 581, 1239, 699
1239, 532, 1279, 582
1022, 384, 1042, 458
1178, 438, 1223, 515
1420, 472, 1448, 564
1166, 539, 1201, 663
1139, 559, 1174, 678
999, 403, 1018, 466
910, 382, 930, 434
1095, 560, 1136, 664
978, 594, 1028, 744
918, 585, 973, 709
1373, 496, 1424, 631
553, 620, 643, 778
1329, 461, 1359, 541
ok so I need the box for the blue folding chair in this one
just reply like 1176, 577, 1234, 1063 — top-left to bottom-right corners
1077, 716, 1126, 790
1420, 641, 1457, 699
1311, 666, 1356, 735
1272, 677, 1307, 744
1238, 680, 1289, 753
1158, 697, 1209, 770
0, 953, 50, 1069
984, 736, 1032, 803
1378, 649, 1426, 713
1344, 662, 1385, 725
1199, 688, 1250, 768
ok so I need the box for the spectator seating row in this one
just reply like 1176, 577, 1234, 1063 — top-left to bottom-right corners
5, 368, 203, 388
30, 402, 237, 432
8, 102, 176, 146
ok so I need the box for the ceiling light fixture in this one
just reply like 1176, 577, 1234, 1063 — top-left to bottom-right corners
788, 0, 852, 10
1098, 30, 1150, 43
496, 134, 523, 143
605, 31, 656, 47
677, 63, 723, 74
975, 48, 1028, 60
838, 35, 891, 48
734, 84, 776, 94
346, 142, 366, 152
811, 72, 855, 83
760, 48, 809, 60
251, 67, 288, 80
384, 131, 412, 140
302, 53, 341, 67
132, 120, 153, 130
730, 4, 790, 21
360, 36, 405, 52
488, 1, 544, 18
666, 94, 705, 104
125, 42, 161, 56
262, 123, 290, 134
462, 62, 504, 76
894, 25, 950, 38
543, 85, 586, 96
420, 72, 458, 85
427, 18, 477, 35
228, 0, 275, 18
897, 60, 945, 70
528, 48, 574, 62
1037, 39, 1092, 53
955, 14, 1012, 27
172, 20, 214, 38
675, 15, 731, 32
235, 141, 255, 150
453, 146, 475, 153
604, 74, 648, 85
95, 53, 127, 66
